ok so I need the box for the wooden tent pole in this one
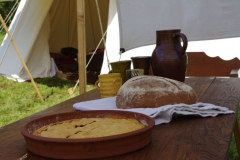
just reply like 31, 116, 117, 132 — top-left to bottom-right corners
76, 0, 86, 94
0, 14, 44, 102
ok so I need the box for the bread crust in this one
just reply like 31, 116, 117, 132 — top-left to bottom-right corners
116, 76, 197, 109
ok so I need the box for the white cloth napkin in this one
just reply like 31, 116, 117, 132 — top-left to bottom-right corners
73, 97, 235, 125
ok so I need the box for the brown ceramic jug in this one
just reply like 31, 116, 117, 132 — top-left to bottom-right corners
151, 29, 188, 82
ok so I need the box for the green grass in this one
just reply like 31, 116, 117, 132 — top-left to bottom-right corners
0, 75, 95, 127
229, 135, 239, 160
0, 31, 97, 127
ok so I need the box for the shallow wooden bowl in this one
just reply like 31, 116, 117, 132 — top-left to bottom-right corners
21, 110, 155, 159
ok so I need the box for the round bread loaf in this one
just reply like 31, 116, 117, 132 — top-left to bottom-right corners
116, 76, 197, 109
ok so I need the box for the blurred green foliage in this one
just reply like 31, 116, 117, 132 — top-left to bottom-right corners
0, 0, 19, 29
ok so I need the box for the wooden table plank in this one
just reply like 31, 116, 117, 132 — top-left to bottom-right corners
184, 78, 240, 159
102, 78, 240, 160
0, 89, 101, 160
185, 77, 215, 101
0, 77, 239, 160
198, 78, 240, 158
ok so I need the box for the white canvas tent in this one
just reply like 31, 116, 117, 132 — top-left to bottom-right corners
1, 0, 240, 91
102, 0, 240, 75
0, 0, 109, 83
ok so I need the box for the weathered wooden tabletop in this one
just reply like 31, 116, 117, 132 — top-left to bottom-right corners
0, 77, 240, 160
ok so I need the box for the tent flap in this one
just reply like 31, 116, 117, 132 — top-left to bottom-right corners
0, 0, 53, 81
116, 0, 240, 51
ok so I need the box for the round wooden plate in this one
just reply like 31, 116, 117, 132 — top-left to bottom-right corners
21, 110, 155, 159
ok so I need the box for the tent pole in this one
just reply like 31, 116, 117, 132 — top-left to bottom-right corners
76, 0, 86, 94
0, 14, 44, 102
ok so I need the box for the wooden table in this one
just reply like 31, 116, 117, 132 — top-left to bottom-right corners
1, 77, 240, 160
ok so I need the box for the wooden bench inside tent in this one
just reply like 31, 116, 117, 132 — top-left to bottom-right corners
186, 52, 240, 77
186, 52, 240, 155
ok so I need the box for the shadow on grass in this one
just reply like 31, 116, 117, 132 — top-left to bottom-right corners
32, 76, 76, 88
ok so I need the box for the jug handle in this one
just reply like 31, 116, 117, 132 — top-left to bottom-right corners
95, 80, 100, 89
173, 33, 188, 58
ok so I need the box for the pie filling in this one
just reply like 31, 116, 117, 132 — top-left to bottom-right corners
32, 117, 145, 139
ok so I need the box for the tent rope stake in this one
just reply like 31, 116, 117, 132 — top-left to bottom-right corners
68, 0, 108, 97
95, 0, 111, 72
68, 29, 108, 97
0, 14, 44, 102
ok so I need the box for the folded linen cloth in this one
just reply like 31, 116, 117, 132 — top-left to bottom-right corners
73, 97, 235, 125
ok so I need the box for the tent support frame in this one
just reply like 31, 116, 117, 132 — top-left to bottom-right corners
76, 0, 86, 94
